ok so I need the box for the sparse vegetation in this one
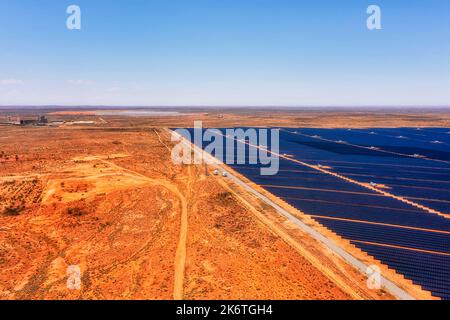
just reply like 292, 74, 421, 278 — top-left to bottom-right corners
3, 206, 24, 216
216, 192, 233, 204
1, 113, 424, 300
3, 180, 16, 186
67, 207, 87, 216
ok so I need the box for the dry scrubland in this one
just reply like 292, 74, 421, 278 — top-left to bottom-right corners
2, 109, 445, 300
41, 108, 450, 128
0, 124, 367, 300
95, 109, 450, 128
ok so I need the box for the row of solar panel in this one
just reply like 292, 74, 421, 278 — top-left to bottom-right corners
353, 242, 450, 299
315, 218, 450, 254
284, 128, 450, 152
279, 130, 450, 215
183, 127, 450, 300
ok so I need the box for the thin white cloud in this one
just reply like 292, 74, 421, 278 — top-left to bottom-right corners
0, 79, 24, 85
105, 87, 122, 92
67, 79, 94, 86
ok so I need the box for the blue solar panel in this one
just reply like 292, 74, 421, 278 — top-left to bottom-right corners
353, 242, 450, 300
185, 127, 450, 299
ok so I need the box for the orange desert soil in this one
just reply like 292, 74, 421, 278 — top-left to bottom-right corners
0, 123, 397, 300
6, 107, 445, 300
20, 108, 450, 130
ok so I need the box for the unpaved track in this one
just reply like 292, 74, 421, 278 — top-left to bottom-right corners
174, 165, 202, 299
170, 129, 416, 300
172, 165, 194, 300
153, 129, 192, 300
215, 177, 365, 300
101, 155, 189, 300
219, 160, 415, 300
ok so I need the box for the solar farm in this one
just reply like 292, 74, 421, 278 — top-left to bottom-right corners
188, 127, 450, 300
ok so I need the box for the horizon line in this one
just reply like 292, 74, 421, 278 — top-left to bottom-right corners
1, 105, 450, 109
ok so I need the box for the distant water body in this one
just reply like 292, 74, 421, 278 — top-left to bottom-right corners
96, 110, 182, 117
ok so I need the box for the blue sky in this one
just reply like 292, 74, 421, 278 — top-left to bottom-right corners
0, 0, 449, 106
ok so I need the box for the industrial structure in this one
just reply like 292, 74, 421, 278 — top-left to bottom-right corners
20, 115, 48, 126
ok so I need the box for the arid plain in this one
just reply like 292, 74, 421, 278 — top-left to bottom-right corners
1, 108, 449, 300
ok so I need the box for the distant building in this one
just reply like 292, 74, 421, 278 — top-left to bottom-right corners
39, 115, 48, 124
0, 115, 20, 125
20, 119, 38, 125
20, 115, 48, 126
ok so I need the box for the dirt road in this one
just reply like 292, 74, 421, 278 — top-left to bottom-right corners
101, 156, 190, 300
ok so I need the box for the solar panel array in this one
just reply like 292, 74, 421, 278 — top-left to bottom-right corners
184, 127, 450, 299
